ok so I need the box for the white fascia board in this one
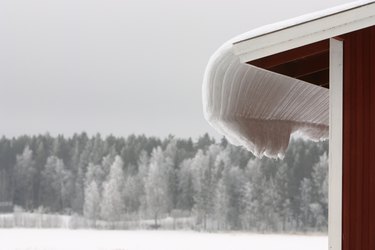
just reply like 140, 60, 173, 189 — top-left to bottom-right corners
328, 38, 343, 250
233, 2, 375, 63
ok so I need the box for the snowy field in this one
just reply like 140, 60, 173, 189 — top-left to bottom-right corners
1, 229, 327, 250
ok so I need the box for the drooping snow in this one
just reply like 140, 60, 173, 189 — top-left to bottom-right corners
202, 43, 328, 158
1, 229, 328, 250
203, 0, 375, 158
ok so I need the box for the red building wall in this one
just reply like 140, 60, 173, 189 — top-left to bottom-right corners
342, 26, 375, 250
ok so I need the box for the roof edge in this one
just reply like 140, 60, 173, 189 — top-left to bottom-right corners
233, 0, 375, 63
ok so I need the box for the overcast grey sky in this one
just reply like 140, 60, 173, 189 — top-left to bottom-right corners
0, 0, 355, 140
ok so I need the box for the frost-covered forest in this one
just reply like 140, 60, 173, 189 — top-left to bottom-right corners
0, 133, 328, 232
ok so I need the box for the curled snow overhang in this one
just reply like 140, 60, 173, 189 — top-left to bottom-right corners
203, 44, 329, 158
202, 0, 375, 158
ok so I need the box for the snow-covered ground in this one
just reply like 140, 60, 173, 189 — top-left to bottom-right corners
0, 229, 327, 250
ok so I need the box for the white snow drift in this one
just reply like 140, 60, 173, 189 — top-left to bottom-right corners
1, 229, 328, 250
203, 42, 328, 158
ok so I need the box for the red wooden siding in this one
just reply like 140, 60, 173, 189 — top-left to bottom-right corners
342, 26, 375, 250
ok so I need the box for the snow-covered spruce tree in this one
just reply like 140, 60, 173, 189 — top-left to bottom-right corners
123, 175, 144, 213
85, 163, 106, 189
89, 133, 105, 165
274, 162, 295, 231
214, 178, 229, 230
34, 141, 48, 209
299, 178, 314, 230
100, 155, 125, 222
261, 179, 281, 232
177, 159, 195, 211
241, 182, 259, 230
312, 153, 329, 207
101, 148, 117, 178
83, 179, 101, 226
145, 147, 172, 227
163, 139, 178, 212
242, 158, 265, 231
71, 167, 85, 214
75, 162, 105, 217
40, 156, 73, 212
226, 166, 247, 230
214, 146, 248, 230
311, 153, 329, 230
14, 146, 36, 210
136, 150, 149, 215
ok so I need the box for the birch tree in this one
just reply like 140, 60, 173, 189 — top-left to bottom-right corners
100, 156, 125, 221
14, 146, 36, 210
145, 147, 171, 227
83, 180, 101, 225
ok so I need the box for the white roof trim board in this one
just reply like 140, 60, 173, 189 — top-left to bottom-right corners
202, 0, 375, 158
234, 0, 375, 63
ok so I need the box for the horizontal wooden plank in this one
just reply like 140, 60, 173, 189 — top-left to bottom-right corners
248, 40, 329, 69
268, 51, 329, 78
298, 68, 329, 87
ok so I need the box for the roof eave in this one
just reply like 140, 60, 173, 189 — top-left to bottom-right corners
233, 1, 375, 63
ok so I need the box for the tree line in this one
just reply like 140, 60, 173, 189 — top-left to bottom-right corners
0, 133, 328, 232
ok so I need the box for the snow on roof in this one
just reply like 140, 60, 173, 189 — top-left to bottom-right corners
202, 44, 329, 158
233, 0, 375, 45
233, 0, 375, 62
202, 1, 375, 158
